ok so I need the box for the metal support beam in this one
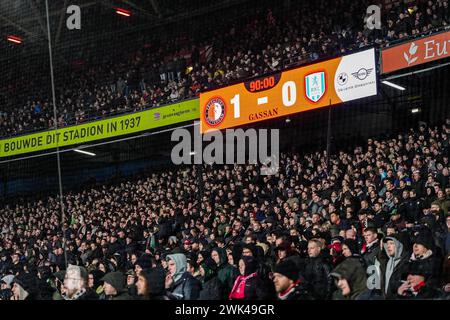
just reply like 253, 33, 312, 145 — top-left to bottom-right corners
55, 0, 70, 45
29, 0, 48, 39
0, 13, 39, 41
123, 0, 158, 19
149, 0, 161, 18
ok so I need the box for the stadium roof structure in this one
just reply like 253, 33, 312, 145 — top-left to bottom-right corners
0, 0, 252, 45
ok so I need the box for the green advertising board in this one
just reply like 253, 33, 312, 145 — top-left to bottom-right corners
0, 99, 199, 158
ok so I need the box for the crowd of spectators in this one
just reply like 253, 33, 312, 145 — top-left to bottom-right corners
1, 0, 449, 137
0, 120, 448, 300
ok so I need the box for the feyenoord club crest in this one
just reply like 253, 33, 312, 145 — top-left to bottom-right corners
305, 71, 326, 103
204, 96, 226, 126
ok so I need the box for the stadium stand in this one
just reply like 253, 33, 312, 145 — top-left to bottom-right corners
0, 120, 449, 300
0, 0, 449, 137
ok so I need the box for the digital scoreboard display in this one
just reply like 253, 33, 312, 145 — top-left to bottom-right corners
200, 48, 377, 133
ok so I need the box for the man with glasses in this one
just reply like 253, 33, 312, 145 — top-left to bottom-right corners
62, 264, 98, 300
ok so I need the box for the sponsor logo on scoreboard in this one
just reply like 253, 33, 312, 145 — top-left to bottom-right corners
248, 108, 279, 121
204, 96, 226, 126
351, 68, 373, 80
305, 71, 326, 103
337, 72, 348, 86
334, 49, 377, 102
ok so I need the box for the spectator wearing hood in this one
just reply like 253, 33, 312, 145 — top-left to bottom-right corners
101, 271, 133, 300
273, 260, 310, 300
198, 258, 224, 300
0, 275, 14, 300
165, 253, 201, 300
397, 259, 445, 299
211, 247, 239, 294
136, 267, 169, 300
379, 234, 410, 299
331, 257, 376, 300
11, 273, 41, 300
37, 266, 55, 300
51, 270, 65, 300
229, 256, 271, 300
342, 239, 360, 258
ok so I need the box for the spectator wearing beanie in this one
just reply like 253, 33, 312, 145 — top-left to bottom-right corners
328, 240, 344, 267
342, 239, 360, 258
397, 259, 445, 299
273, 260, 310, 300
134, 254, 153, 275
410, 232, 441, 287
341, 238, 368, 273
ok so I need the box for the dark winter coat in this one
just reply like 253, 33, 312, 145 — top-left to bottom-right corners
212, 248, 239, 294
167, 271, 201, 300
409, 250, 441, 286
277, 281, 312, 300
303, 255, 333, 299
397, 283, 445, 299
362, 240, 381, 266
198, 276, 223, 300
141, 267, 169, 300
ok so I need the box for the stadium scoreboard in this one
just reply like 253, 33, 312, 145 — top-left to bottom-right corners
200, 48, 377, 133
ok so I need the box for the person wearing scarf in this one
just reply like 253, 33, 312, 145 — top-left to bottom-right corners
229, 256, 271, 300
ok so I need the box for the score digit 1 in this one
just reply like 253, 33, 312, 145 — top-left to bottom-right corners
230, 94, 240, 118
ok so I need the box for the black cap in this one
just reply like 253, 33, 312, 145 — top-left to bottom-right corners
274, 260, 300, 281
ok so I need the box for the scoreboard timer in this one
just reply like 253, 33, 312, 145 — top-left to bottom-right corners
200, 48, 377, 133
245, 74, 281, 93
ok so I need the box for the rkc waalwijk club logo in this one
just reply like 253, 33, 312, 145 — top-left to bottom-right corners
305, 71, 326, 103
204, 96, 226, 126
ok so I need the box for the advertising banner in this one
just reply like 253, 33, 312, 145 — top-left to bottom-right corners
381, 30, 450, 74
199, 48, 377, 133
0, 99, 199, 158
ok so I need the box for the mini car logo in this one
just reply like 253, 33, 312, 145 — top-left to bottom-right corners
204, 97, 226, 126
351, 68, 373, 80
337, 72, 348, 86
